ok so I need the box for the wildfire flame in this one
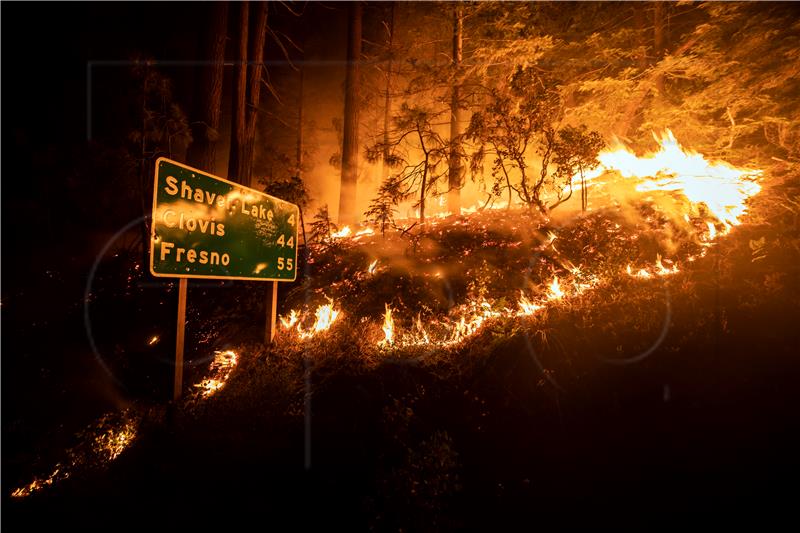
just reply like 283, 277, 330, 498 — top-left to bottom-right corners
413, 314, 431, 344
278, 131, 761, 354
331, 226, 352, 239
547, 276, 565, 300
11, 412, 139, 499
448, 300, 501, 344
705, 221, 718, 242
193, 350, 238, 398
279, 309, 300, 329
280, 298, 342, 339
586, 129, 761, 228
655, 254, 679, 276
380, 304, 394, 346
298, 298, 341, 339
518, 291, 544, 315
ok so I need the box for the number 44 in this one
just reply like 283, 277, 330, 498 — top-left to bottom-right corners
276, 235, 294, 248
277, 257, 294, 271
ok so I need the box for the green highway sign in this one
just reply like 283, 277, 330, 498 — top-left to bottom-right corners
149, 157, 299, 281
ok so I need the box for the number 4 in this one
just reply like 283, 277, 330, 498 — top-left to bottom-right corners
277, 234, 285, 247
288, 214, 295, 226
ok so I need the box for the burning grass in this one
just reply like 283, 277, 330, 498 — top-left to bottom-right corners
13, 133, 794, 513
10, 410, 141, 499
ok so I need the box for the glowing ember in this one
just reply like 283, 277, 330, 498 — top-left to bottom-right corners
367, 259, 378, 274
93, 416, 138, 462
193, 349, 238, 398
11, 468, 65, 499
586, 129, 761, 228
148, 335, 159, 345
380, 304, 395, 346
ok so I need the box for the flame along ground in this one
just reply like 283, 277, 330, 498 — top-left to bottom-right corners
280, 130, 761, 347
11, 129, 761, 499
192, 349, 239, 398
11, 412, 140, 499
11, 348, 240, 499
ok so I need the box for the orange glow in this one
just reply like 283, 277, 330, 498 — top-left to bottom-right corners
298, 298, 341, 339
547, 276, 565, 300
279, 309, 300, 329
380, 304, 395, 346
585, 129, 761, 227
330, 226, 352, 239
193, 350, 238, 398
518, 291, 544, 315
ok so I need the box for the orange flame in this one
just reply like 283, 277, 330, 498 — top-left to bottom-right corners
586, 129, 761, 228
547, 276, 564, 300
299, 298, 341, 339
193, 350, 238, 398
279, 309, 300, 329
330, 226, 352, 239
518, 291, 544, 315
380, 304, 394, 346
367, 259, 378, 274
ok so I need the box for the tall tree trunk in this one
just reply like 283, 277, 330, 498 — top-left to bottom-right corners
381, 1, 395, 180
187, 1, 228, 174
580, 168, 587, 212
338, 1, 362, 226
654, 1, 666, 96
228, 1, 249, 183
296, 67, 304, 178
633, 5, 647, 70
447, 3, 464, 215
243, 1, 268, 187
615, 34, 695, 138
419, 156, 429, 224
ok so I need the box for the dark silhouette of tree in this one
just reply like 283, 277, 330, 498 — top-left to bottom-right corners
338, 1, 363, 226
467, 68, 562, 214
186, 1, 228, 175
229, 1, 269, 185
550, 125, 605, 212
367, 104, 449, 224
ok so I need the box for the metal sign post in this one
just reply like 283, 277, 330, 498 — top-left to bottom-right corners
173, 277, 188, 401
150, 157, 300, 399
265, 280, 278, 344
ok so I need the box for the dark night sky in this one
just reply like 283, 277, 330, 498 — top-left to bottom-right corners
2, 2, 350, 278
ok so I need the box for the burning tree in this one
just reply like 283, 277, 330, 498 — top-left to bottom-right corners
309, 205, 338, 247
467, 67, 603, 214
366, 104, 450, 224
551, 125, 605, 211
364, 175, 401, 236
